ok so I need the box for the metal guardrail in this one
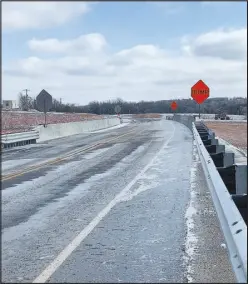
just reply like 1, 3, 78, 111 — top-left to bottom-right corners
1, 130, 39, 148
192, 122, 247, 283
167, 114, 247, 282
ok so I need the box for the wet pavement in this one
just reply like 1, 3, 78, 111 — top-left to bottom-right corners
2, 119, 235, 283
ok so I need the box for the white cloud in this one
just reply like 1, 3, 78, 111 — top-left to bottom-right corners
2, 2, 91, 31
182, 28, 247, 60
107, 45, 167, 68
149, 2, 185, 15
201, 2, 234, 7
3, 28, 247, 104
28, 34, 107, 54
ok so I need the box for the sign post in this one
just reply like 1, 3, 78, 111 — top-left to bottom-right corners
191, 80, 210, 118
114, 105, 121, 116
36, 89, 53, 127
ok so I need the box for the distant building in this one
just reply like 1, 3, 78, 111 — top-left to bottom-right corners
2, 100, 19, 109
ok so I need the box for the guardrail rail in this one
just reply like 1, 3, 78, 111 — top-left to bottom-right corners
1, 130, 39, 149
169, 114, 247, 283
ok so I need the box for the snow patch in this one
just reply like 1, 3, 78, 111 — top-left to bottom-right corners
118, 180, 160, 202
184, 141, 199, 283
115, 143, 176, 203
221, 243, 227, 249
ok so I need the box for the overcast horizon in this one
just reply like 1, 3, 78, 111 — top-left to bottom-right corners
2, 1, 247, 105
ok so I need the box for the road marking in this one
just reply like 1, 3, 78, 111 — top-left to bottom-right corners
2, 127, 138, 182
32, 123, 175, 283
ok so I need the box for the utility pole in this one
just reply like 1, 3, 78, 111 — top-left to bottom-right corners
21, 89, 30, 110
23, 89, 30, 98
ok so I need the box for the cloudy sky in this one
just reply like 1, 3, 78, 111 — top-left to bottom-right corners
2, 1, 247, 105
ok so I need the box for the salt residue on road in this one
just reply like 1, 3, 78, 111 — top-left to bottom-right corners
2, 158, 56, 176
83, 147, 111, 160
2, 159, 37, 172
31, 124, 176, 283
90, 123, 129, 133
184, 141, 199, 283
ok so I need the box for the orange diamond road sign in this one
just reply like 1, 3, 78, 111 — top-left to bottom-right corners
191, 80, 210, 104
171, 101, 177, 111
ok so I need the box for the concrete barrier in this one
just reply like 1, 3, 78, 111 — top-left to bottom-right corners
36, 118, 120, 142
170, 114, 195, 131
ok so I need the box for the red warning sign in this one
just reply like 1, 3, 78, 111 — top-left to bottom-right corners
170, 101, 177, 111
191, 80, 210, 104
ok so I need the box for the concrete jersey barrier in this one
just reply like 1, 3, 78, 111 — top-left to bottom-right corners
172, 114, 196, 131
36, 117, 120, 142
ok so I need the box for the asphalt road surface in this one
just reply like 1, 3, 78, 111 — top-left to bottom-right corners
2, 118, 235, 283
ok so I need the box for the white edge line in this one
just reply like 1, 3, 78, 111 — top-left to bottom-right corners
33, 122, 176, 283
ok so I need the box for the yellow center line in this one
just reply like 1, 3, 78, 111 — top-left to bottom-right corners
2, 127, 138, 182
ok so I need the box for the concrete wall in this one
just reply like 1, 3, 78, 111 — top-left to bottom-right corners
171, 114, 195, 132
36, 118, 120, 142
163, 113, 247, 121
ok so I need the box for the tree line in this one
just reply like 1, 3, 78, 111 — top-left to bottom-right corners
17, 92, 247, 116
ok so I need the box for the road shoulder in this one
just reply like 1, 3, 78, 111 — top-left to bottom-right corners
185, 142, 236, 283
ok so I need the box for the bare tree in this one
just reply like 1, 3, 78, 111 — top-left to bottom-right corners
18, 92, 33, 111
18, 92, 26, 110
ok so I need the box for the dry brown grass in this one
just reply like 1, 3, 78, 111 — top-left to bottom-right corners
133, 113, 162, 119
1, 111, 103, 134
80, 113, 103, 120
205, 122, 247, 151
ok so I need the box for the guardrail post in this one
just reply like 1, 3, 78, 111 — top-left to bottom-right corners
210, 151, 235, 168
193, 121, 247, 282
206, 144, 225, 154
235, 165, 247, 194
224, 152, 235, 167
202, 138, 219, 146
232, 194, 247, 225
218, 165, 236, 194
